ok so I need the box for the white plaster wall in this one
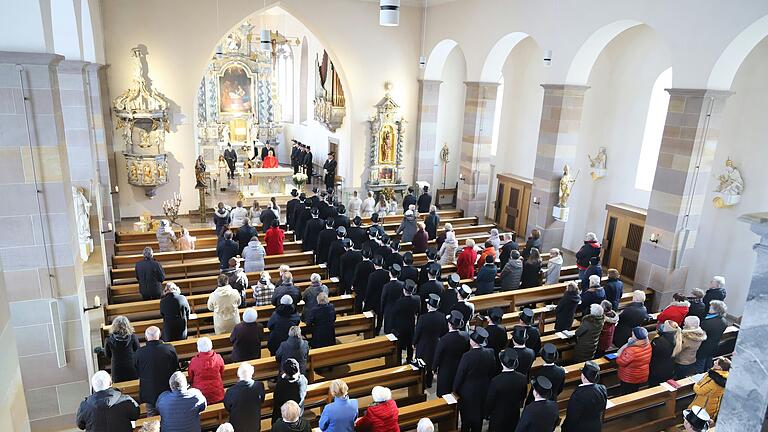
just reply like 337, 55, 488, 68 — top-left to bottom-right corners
433, 47, 465, 189
562, 25, 670, 252
0, 0, 49, 53
684, 38, 768, 317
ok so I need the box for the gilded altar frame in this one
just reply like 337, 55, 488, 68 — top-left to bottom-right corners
367, 87, 406, 193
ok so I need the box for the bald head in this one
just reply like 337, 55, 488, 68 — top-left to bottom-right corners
145, 326, 161, 341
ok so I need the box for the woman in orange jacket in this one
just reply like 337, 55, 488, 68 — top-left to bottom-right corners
616, 326, 653, 395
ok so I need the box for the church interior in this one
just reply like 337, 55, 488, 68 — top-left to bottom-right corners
1, 0, 767, 431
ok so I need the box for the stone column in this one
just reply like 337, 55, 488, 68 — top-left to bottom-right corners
0, 52, 91, 430
717, 213, 768, 430
634, 89, 731, 309
456, 81, 498, 216
413, 79, 441, 186
526, 84, 589, 250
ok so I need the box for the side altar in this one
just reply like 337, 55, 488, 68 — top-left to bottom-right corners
366, 83, 407, 195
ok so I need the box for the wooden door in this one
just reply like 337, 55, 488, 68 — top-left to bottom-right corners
495, 174, 532, 238
602, 203, 647, 283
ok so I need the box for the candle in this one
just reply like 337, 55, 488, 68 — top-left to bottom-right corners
114, 186, 119, 193
93, 295, 101, 307
107, 222, 113, 232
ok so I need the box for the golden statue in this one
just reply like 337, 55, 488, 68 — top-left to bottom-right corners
129, 163, 139, 182
558, 164, 578, 207
379, 126, 395, 164
143, 164, 154, 184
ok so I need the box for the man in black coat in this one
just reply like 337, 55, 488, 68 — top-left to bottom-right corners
323, 152, 337, 192
290, 141, 301, 174
485, 348, 527, 432
381, 264, 404, 335
417, 185, 432, 213
509, 326, 536, 378
294, 200, 312, 242
561, 361, 607, 432
365, 256, 391, 335
160, 287, 191, 342
334, 205, 350, 230
303, 145, 314, 180
302, 209, 324, 254
223, 143, 237, 179
347, 216, 367, 249
413, 294, 447, 388
402, 187, 417, 211
515, 376, 559, 432
613, 292, 650, 346
399, 252, 419, 283
217, 230, 239, 270
391, 280, 421, 362
260, 142, 273, 160
224, 363, 266, 432
76, 371, 139, 432
418, 264, 444, 315
259, 205, 277, 234
135, 247, 165, 300
484, 308, 509, 358
315, 219, 337, 264
339, 239, 363, 295
498, 234, 519, 269
133, 326, 179, 416
418, 248, 441, 286
453, 327, 497, 432
439, 273, 461, 315
327, 227, 347, 278
433, 311, 470, 396
526, 344, 565, 404
703, 276, 727, 312
271, 273, 302, 306
285, 189, 300, 230
696, 300, 728, 373
518, 308, 542, 354
352, 247, 376, 313
235, 218, 258, 256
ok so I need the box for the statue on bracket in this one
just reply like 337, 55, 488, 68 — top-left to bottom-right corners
588, 147, 607, 180
713, 158, 744, 208
553, 164, 578, 222
72, 186, 93, 261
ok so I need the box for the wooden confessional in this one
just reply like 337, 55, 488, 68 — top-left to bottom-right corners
602, 203, 647, 283
494, 174, 532, 237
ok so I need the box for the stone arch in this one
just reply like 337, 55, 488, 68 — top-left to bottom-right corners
566, 19, 644, 85
51, 0, 81, 59
707, 14, 768, 90
80, 0, 96, 62
480, 32, 532, 83
423, 39, 459, 81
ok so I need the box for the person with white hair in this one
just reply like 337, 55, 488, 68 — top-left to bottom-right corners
223, 363, 265, 432
267, 294, 301, 355
272, 271, 301, 306
396, 209, 418, 243
215, 424, 235, 432
207, 274, 242, 335
135, 246, 166, 300
134, 326, 179, 416
416, 418, 435, 432
488, 228, 501, 251
573, 303, 605, 362
613, 290, 650, 347
76, 370, 139, 432
575, 231, 601, 280
177, 227, 196, 251
188, 337, 225, 404
674, 316, 708, 379
354, 386, 399, 431
242, 235, 266, 273
579, 274, 606, 314
544, 248, 563, 285
272, 359, 308, 425
230, 307, 264, 362
253, 271, 275, 307
156, 371, 207, 432
437, 230, 458, 265
307, 291, 337, 349
703, 276, 727, 312
156, 219, 177, 252
272, 400, 311, 432
160, 282, 191, 341
436, 222, 453, 250
695, 300, 728, 373
302, 273, 329, 321
318, 379, 359, 431
424, 205, 440, 240
276, 326, 310, 375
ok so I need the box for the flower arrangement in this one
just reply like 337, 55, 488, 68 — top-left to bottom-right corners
293, 172, 308, 189
381, 187, 395, 201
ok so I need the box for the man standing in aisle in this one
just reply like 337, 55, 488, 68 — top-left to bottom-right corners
323, 152, 337, 194
224, 143, 238, 180
417, 185, 432, 213
290, 140, 301, 174
303, 145, 314, 182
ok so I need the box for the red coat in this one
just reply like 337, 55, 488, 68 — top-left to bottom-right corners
355, 399, 400, 432
616, 340, 652, 384
265, 226, 285, 255
188, 350, 225, 403
656, 301, 690, 327
478, 247, 496, 270
456, 246, 477, 280
598, 313, 618, 352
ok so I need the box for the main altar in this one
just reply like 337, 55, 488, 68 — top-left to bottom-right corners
366, 83, 407, 195
237, 167, 295, 198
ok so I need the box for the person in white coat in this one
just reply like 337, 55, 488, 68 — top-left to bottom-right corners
156, 220, 177, 252
361, 191, 376, 218
437, 231, 458, 265
242, 237, 266, 273
208, 274, 242, 334
230, 201, 249, 229
348, 190, 363, 219
544, 248, 563, 285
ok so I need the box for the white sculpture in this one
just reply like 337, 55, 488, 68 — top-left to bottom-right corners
221, 124, 231, 144
588, 147, 607, 180
72, 186, 93, 261
713, 158, 744, 208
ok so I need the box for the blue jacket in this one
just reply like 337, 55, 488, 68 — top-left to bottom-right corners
603, 277, 624, 310
156, 388, 207, 432
319, 397, 358, 432
475, 264, 498, 295
579, 287, 606, 314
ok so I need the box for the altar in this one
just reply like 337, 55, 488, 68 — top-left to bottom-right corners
237, 167, 295, 197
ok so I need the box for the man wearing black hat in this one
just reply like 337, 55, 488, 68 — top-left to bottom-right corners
347, 216, 367, 249
384, 239, 404, 269
352, 246, 376, 313
418, 264, 444, 315
381, 264, 404, 335
509, 326, 536, 378
433, 311, 470, 397
302, 208, 324, 254
294, 200, 312, 242
333, 205, 349, 230
399, 252, 419, 284
327, 227, 347, 278
515, 376, 559, 432
486, 348, 527, 432
526, 344, 565, 404
418, 248, 441, 286
484, 308, 509, 359
339, 239, 362, 295
451, 285, 475, 330
682, 406, 711, 432
413, 293, 447, 388
375, 234, 393, 265
224, 143, 237, 180
323, 152, 337, 193
309, 186, 320, 207
438, 273, 460, 314
516, 308, 542, 354
314, 219, 336, 264
561, 360, 607, 432
303, 145, 314, 180
318, 192, 332, 220
286, 189, 300, 230
364, 256, 390, 334
417, 185, 432, 214
402, 186, 417, 212
453, 327, 497, 432
369, 212, 386, 237
290, 141, 301, 174
391, 280, 421, 363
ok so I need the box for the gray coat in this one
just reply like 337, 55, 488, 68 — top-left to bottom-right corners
242, 240, 266, 273
396, 214, 418, 243
500, 258, 523, 291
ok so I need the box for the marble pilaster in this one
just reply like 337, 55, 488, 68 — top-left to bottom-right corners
634, 89, 731, 309
414, 79, 441, 186
456, 81, 498, 216
526, 84, 589, 250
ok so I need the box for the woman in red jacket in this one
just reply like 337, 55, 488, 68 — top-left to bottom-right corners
456, 239, 478, 280
597, 300, 619, 356
264, 219, 285, 255
188, 337, 225, 403
616, 326, 653, 395
657, 292, 690, 327
354, 386, 399, 432
411, 222, 429, 254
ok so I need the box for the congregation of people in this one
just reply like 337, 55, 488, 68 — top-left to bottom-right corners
84, 185, 733, 432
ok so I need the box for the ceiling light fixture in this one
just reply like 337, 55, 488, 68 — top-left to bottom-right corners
380, 0, 400, 26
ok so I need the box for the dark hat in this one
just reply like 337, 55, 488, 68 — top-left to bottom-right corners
362, 245, 373, 259
512, 325, 529, 344
488, 307, 503, 323
447, 310, 464, 328
447, 273, 460, 287
632, 326, 649, 340
337, 205, 346, 214
353, 216, 362, 226
403, 252, 414, 265
390, 263, 402, 275
485, 254, 495, 264
426, 247, 437, 260
589, 256, 600, 265
371, 213, 380, 223
428, 263, 440, 277
368, 227, 379, 238
404, 279, 417, 294
458, 284, 472, 298
299, 192, 306, 200
282, 358, 299, 376
336, 226, 347, 237
520, 308, 534, 325
532, 376, 553, 397
540, 343, 559, 363
291, 189, 298, 197
342, 238, 353, 248
581, 360, 601, 383
305, 200, 313, 209
311, 208, 319, 216
381, 234, 391, 245
312, 187, 319, 194
470, 327, 489, 346
499, 348, 519, 369
683, 406, 711, 432
390, 240, 400, 251
325, 219, 334, 228
373, 255, 385, 267
427, 293, 441, 309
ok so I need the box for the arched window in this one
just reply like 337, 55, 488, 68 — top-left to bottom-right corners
490, 78, 505, 156
635, 67, 673, 191
277, 45, 294, 123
